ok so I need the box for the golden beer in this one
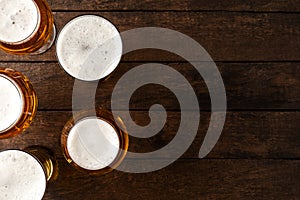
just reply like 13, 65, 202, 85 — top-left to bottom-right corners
0, 0, 56, 55
61, 109, 129, 174
0, 68, 37, 139
24, 146, 58, 182
0, 147, 58, 199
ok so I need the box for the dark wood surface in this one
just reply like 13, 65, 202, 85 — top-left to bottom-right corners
48, 0, 300, 12
0, 0, 299, 199
0, 62, 299, 110
1, 11, 300, 62
1, 111, 299, 159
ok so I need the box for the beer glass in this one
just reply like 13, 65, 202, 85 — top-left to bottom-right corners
0, 0, 56, 55
0, 68, 37, 139
0, 146, 58, 199
61, 109, 129, 174
56, 15, 122, 81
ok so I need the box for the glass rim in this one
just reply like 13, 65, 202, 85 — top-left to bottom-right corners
0, 0, 41, 44
61, 109, 129, 174
0, 0, 55, 55
55, 14, 123, 81
0, 74, 25, 133
0, 68, 38, 139
0, 149, 47, 199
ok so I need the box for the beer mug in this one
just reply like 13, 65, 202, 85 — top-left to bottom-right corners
56, 15, 122, 81
0, 0, 56, 55
61, 109, 129, 174
0, 146, 58, 199
0, 68, 37, 139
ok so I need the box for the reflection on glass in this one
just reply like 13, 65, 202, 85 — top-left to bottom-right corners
0, 147, 58, 200
0, 0, 56, 55
0, 68, 37, 139
61, 109, 129, 174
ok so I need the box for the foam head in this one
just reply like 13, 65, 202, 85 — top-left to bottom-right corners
0, 75, 23, 132
67, 117, 120, 170
0, 0, 40, 43
56, 15, 123, 81
0, 150, 47, 200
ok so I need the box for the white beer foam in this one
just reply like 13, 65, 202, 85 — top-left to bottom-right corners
0, 75, 23, 132
67, 117, 120, 170
0, 150, 46, 200
56, 15, 122, 81
0, 0, 39, 43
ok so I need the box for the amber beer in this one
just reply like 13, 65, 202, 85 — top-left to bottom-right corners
61, 110, 129, 174
24, 146, 58, 182
0, 147, 58, 199
0, 68, 37, 139
0, 0, 56, 55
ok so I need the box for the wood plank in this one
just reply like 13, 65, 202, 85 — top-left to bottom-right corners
0, 12, 299, 62
42, 159, 299, 199
0, 111, 299, 159
0, 62, 299, 110
47, 0, 300, 12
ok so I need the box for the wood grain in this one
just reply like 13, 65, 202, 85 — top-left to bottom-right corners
0, 1, 299, 199
42, 159, 300, 200
0, 62, 298, 110
0, 111, 299, 159
47, 0, 300, 12
0, 12, 299, 62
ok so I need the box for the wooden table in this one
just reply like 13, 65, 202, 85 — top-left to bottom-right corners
0, 0, 299, 199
